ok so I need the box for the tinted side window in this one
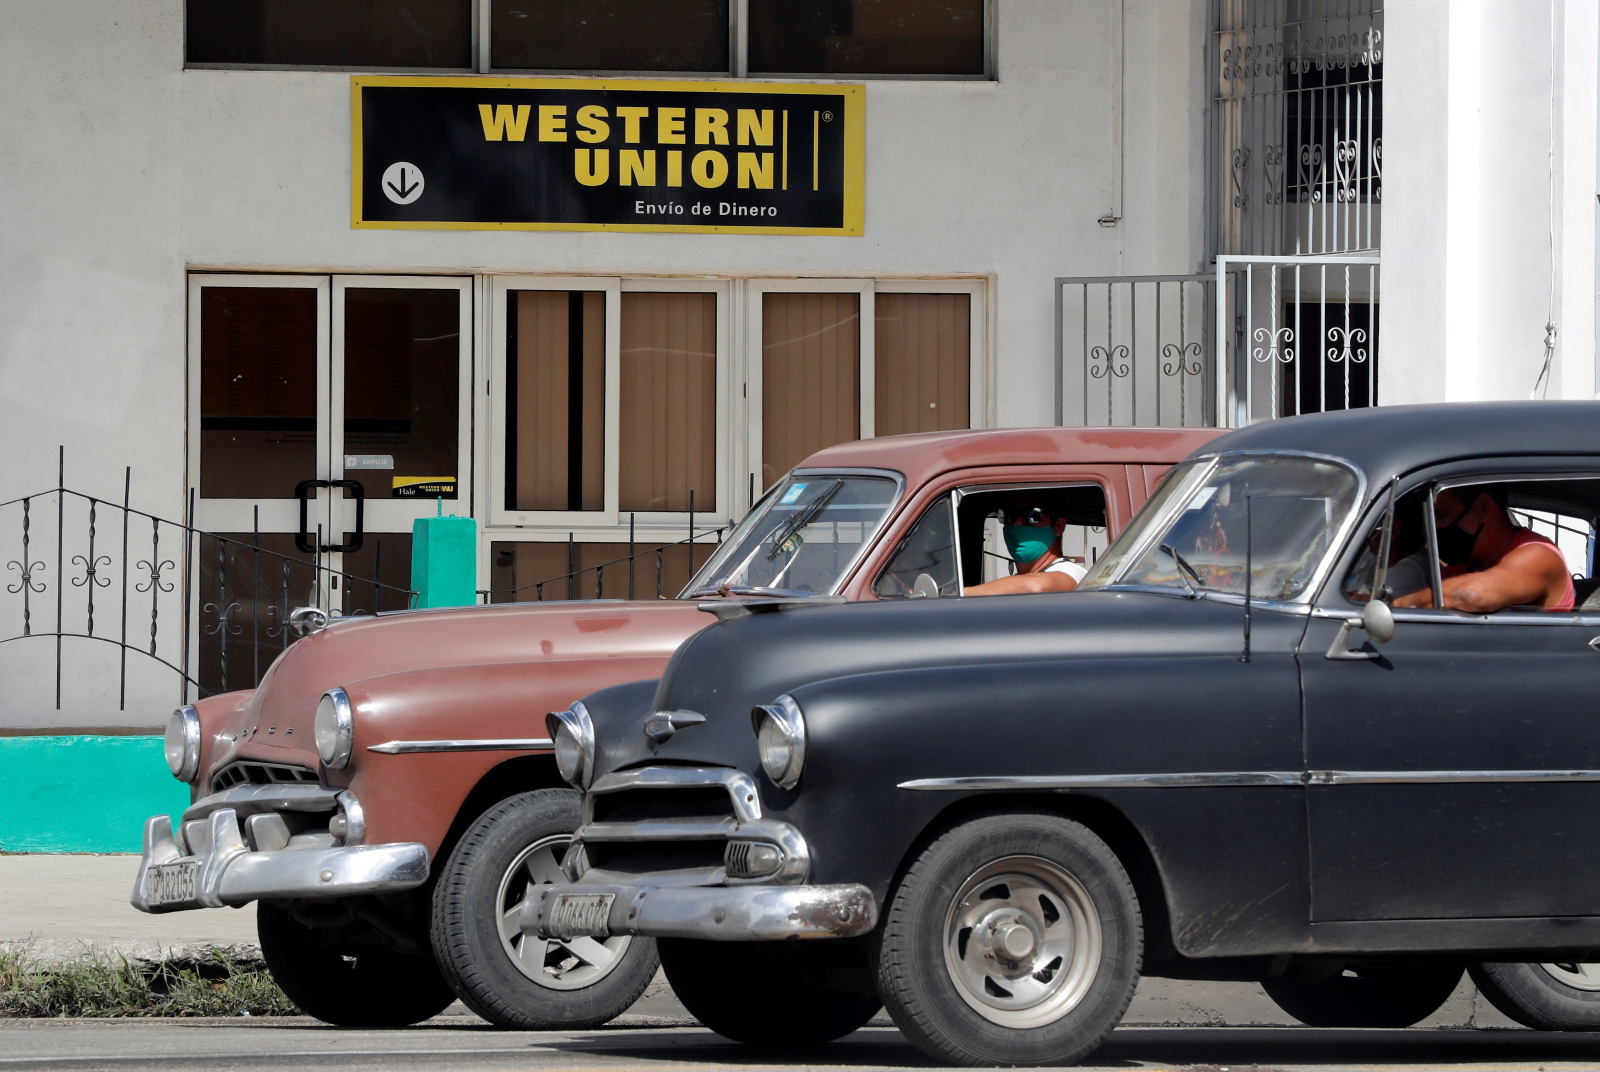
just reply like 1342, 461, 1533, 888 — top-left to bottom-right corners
187, 0, 473, 68
875, 495, 957, 598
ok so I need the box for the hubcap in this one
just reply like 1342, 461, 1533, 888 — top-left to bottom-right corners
942, 855, 1102, 1028
1540, 962, 1600, 991
496, 835, 632, 991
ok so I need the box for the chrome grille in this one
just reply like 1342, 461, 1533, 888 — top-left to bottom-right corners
211, 761, 320, 793
574, 765, 808, 886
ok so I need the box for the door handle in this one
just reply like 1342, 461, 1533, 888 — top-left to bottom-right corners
294, 479, 364, 554
326, 480, 365, 553
294, 479, 329, 554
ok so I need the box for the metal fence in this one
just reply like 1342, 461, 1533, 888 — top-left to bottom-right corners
0, 456, 419, 707
1, 453, 735, 713
1055, 275, 1217, 428
1055, 259, 1379, 431
1218, 255, 1380, 426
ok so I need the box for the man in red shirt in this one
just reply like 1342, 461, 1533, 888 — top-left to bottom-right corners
1394, 485, 1574, 612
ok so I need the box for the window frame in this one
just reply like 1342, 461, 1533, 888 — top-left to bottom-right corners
745, 277, 987, 496
488, 275, 624, 528
1331, 468, 1600, 624
183, 0, 997, 80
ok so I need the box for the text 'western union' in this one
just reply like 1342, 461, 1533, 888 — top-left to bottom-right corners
478, 104, 784, 190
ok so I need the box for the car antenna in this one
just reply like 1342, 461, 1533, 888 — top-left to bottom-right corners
1239, 494, 1252, 663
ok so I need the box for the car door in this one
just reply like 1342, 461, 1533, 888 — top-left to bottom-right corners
1299, 462, 1600, 923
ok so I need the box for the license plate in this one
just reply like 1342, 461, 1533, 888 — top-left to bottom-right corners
145, 861, 199, 906
547, 893, 614, 938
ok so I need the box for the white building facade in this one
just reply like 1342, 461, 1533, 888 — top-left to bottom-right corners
0, 0, 1594, 731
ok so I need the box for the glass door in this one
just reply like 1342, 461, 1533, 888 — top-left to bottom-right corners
189, 274, 471, 693
332, 275, 472, 610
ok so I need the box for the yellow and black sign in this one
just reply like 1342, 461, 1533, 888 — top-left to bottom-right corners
351, 77, 864, 236
393, 476, 457, 499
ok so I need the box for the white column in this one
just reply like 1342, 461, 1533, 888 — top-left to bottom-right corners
1382, 0, 1599, 405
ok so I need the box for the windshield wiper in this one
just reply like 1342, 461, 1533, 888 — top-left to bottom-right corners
1159, 544, 1202, 599
764, 480, 844, 561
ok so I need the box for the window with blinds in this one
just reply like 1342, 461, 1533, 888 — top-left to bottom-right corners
619, 292, 718, 513
761, 292, 861, 487
505, 290, 606, 512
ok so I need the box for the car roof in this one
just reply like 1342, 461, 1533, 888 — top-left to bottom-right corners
1197, 401, 1600, 485
796, 426, 1225, 489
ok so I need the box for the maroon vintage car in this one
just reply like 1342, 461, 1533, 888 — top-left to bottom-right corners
132, 426, 1217, 1028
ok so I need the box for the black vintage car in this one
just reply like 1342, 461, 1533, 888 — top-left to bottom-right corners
530, 402, 1600, 1066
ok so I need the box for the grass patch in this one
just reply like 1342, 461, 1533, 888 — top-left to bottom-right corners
0, 944, 298, 1018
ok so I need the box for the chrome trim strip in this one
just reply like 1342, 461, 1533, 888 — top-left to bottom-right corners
900, 770, 1600, 791
898, 772, 1303, 791
366, 737, 553, 754
1314, 606, 1600, 627
1308, 770, 1600, 785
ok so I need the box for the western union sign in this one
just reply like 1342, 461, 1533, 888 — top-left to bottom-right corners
351, 77, 864, 236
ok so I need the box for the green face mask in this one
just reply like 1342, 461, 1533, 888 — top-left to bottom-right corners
1004, 525, 1053, 565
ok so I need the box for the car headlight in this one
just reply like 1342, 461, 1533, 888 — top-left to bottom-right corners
545, 702, 595, 789
751, 695, 806, 790
164, 705, 201, 783
314, 689, 354, 769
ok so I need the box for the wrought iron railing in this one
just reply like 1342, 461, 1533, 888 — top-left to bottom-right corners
480, 515, 728, 604
1218, 255, 1379, 426
1055, 275, 1216, 428
1, 452, 415, 709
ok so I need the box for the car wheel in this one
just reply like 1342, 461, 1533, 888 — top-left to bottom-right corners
1470, 961, 1600, 1029
874, 810, 1141, 1067
431, 789, 658, 1029
658, 937, 882, 1044
257, 901, 456, 1026
1261, 963, 1463, 1027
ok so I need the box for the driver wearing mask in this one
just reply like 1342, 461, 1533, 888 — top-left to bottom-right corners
1393, 484, 1574, 612
965, 499, 1087, 597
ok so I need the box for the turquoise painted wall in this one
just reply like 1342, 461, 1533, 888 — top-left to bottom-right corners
0, 736, 189, 853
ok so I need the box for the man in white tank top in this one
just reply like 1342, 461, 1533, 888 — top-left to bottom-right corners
965, 500, 1087, 597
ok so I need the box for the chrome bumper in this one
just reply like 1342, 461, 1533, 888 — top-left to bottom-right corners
130, 809, 430, 914
521, 881, 878, 942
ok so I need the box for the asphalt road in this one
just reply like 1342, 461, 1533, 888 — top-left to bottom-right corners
0, 1016, 1595, 1072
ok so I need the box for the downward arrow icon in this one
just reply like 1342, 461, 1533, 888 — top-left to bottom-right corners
387, 167, 420, 200
380, 162, 425, 205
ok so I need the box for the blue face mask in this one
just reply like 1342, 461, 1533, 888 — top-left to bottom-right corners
1004, 525, 1054, 565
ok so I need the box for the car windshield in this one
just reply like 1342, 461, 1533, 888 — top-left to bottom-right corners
1077, 454, 1361, 601
684, 473, 901, 597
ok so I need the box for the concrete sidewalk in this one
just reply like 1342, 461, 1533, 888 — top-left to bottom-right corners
0, 855, 1521, 1028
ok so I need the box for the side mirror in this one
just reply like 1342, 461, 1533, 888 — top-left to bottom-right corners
912, 573, 941, 599
1362, 599, 1395, 644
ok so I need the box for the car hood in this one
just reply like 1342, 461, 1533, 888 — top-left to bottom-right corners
589, 590, 1307, 779
201, 599, 713, 777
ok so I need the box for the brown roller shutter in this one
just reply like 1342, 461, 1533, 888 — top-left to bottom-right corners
874, 293, 970, 437
761, 292, 861, 486
619, 292, 717, 512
